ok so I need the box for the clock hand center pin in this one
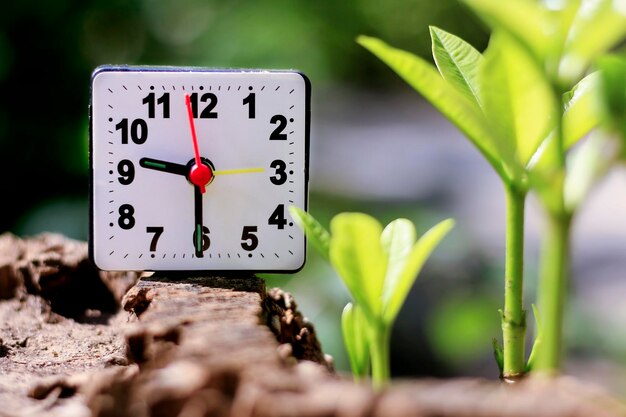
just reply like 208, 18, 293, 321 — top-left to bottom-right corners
185, 93, 213, 193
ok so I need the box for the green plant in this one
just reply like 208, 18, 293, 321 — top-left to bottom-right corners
289, 206, 454, 388
357, 0, 626, 379
457, 0, 626, 374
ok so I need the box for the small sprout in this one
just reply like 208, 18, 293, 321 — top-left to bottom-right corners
525, 304, 542, 373
492, 338, 504, 375
290, 206, 454, 388
342, 302, 369, 381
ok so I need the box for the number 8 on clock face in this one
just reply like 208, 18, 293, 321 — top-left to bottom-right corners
89, 66, 310, 272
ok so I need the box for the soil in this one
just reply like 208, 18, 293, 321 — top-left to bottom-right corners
1, 232, 625, 417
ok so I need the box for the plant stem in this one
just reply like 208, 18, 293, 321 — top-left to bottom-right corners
533, 82, 571, 374
369, 323, 391, 390
534, 211, 571, 373
501, 185, 527, 379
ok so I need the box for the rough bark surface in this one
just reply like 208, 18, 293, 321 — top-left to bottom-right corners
0, 232, 625, 417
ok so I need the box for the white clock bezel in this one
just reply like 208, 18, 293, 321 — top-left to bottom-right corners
88, 65, 311, 273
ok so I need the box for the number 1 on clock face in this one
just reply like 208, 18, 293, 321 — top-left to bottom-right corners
89, 67, 310, 272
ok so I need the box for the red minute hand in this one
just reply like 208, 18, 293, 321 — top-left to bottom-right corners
185, 94, 212, 193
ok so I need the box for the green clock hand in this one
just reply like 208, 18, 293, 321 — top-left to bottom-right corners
140, 157, 188, 176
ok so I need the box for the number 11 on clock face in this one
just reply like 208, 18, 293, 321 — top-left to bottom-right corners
89, 66, 311, 272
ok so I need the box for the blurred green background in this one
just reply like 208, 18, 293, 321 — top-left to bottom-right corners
3, 0, 626, 393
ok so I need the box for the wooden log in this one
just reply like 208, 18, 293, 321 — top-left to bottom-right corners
1, 232, 626, 417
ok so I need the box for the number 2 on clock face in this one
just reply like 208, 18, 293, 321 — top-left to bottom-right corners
89, 66, 310, 272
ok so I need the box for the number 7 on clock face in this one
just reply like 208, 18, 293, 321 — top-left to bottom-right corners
89, 66, 310, 273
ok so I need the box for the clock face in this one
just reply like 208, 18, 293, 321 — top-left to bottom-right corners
89, 66, 310, 272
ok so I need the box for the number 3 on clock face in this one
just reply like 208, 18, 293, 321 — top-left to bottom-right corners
89, 66, 310, 273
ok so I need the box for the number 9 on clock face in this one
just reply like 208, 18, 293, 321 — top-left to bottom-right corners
89, 66, 310, 272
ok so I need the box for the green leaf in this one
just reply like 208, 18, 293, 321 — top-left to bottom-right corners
382, 218, 455, 324
597, 54, 626, 150
357, 35, 519, 185
564, 131, 617, 212
288, 206, 330, 261
525, 304, 542, 372
380, 218, 416, 311
429, 26, 484, 108
460, 0, 550, 63
480, 33, 556, 167
528, 136, 567, 215
492, 337, 504, 375
563, 71, 602, 148
342, 302, 370, 379
561, 0, 626, 84
329, 213, 387, 318
528, 72, 604, 213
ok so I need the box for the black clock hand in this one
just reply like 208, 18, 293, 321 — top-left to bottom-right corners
140, 157, 188, 176
194, 185, 205, 258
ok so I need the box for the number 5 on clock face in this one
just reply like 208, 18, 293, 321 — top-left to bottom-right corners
89, 66, 310, 273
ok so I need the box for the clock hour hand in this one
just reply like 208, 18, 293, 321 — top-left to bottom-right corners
194, 185, 205, 258
140, 157, 188, 176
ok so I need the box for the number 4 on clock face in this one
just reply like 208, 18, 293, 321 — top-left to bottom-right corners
89, 66, 311, 273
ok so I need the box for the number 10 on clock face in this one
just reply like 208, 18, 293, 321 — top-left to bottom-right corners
89, 66, 310, 272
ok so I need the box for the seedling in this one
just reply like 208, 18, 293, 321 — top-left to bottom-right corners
289, 206, 454, 388
457, 0, 626, 373
357, 29, 548, 380
356, 0, 625, 378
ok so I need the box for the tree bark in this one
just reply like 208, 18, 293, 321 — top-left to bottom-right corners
0, 232, 625, 417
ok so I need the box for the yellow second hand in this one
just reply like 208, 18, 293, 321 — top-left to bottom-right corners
213, 167, 265, 176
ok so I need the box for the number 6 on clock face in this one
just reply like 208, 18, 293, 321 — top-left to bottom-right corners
89, 66, 310, 272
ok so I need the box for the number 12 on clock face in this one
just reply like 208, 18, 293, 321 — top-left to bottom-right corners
89, 66, 311, 273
